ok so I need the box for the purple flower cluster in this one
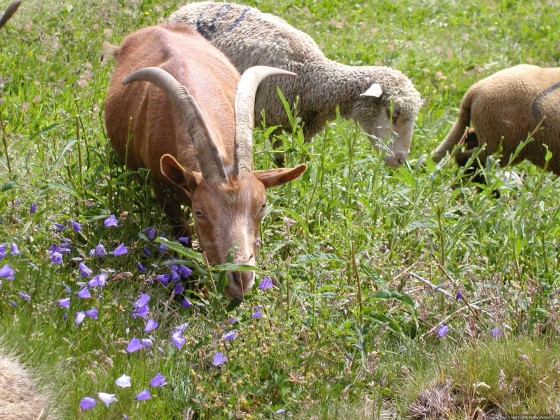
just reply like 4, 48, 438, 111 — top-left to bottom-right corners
155, 262, 192, 287
3, 210, 278, 413
171, 324, 187, 350
489, 327, 504, 339
0, 263, 15, 281
75, 308, 98, 325
437, 324, 449, 338
1, 242, 26, 292
104, 214, 119, 227
132, 293, 151, 319
258, 276, 274, 290
80, 372, 167, 411
126, 337, 153, 353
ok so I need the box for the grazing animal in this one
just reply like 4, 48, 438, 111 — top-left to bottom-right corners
433, 64, 560, 175
0, 351, 47, 419
0, 1, 20, 29
168, 2, 422, 167
104, 24, 306, 299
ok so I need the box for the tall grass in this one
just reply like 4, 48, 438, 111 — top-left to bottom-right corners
1, 0, 560, 417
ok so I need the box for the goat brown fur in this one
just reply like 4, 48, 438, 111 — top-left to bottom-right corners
104, 24, 305, 299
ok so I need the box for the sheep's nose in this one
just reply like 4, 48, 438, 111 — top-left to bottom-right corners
384, 155, 403, 167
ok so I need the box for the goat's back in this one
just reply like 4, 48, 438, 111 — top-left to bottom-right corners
104, 24, 239, 178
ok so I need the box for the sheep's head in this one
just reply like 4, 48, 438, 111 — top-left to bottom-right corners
355, 71, 422, 167
123, 65, 306, 300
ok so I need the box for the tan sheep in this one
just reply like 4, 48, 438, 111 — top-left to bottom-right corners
433, 64, 560, 175
0, 351, 47, 419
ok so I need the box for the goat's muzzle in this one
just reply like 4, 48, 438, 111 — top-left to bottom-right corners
225, 269, 256, 301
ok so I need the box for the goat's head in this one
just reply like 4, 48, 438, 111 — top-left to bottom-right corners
0, 1, 21, 29
123, 66, 306, 300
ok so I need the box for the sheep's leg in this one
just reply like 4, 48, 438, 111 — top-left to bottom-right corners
459, 156, 488, 186
433, 120, 470, 162
152, 181, 193, 241
433, 91, 474, 162
453, 129, 493, 187
270, 127, 286, 167
455, 128, 480, 167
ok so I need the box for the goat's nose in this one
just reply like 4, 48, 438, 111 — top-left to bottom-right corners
226, 269, 255, 300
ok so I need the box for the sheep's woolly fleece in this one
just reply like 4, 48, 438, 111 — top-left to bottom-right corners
433, 64, 560, 174
0, 351, 47, 419
168, 2, 422, 142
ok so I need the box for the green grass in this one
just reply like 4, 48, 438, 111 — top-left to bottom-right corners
402, 336, 560, 417
1, 0, 560, 418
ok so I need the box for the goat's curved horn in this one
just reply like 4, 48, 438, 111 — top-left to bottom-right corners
0, 1, 21, 29
234, 66, 296, 174
122, 67, 227, 181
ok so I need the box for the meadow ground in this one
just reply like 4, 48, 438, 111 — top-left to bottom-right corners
1, 0, 560, 418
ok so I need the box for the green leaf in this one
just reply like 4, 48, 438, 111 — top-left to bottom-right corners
53, 138, 78, 172
46, 182, 83, 200
363, 312, 403, 336
371, 289, 416, 312
213, 263, 261, 273
216, 270, 228, 294
360, 264, 386, 290
156, 237, 206, 264
294, 252, 344, 265
1, 181, 17, 192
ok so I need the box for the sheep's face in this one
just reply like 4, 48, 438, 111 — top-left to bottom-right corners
356, 89, 413, 167
161, 155, 306, 300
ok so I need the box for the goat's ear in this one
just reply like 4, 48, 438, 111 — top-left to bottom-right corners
252, 164, 307, 188
160, 154, 201, 195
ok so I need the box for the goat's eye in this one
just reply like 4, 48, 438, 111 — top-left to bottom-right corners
194, 209, 204, 218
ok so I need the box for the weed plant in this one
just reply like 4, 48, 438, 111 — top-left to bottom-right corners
1, 0, 560, 417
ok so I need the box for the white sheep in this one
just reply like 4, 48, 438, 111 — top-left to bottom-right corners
168, 2, 422, 167
433, 64, 560, 175
0, 351, 47, 418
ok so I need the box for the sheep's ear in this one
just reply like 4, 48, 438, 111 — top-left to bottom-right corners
252, 164, 307, 188
361, 83, 383, 98
160, 154, 202, 196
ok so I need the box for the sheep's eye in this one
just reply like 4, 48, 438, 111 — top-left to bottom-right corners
194, 210, 204, 218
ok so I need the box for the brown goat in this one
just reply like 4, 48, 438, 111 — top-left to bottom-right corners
104, 24, 306, 299
0, 1, 21, 29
